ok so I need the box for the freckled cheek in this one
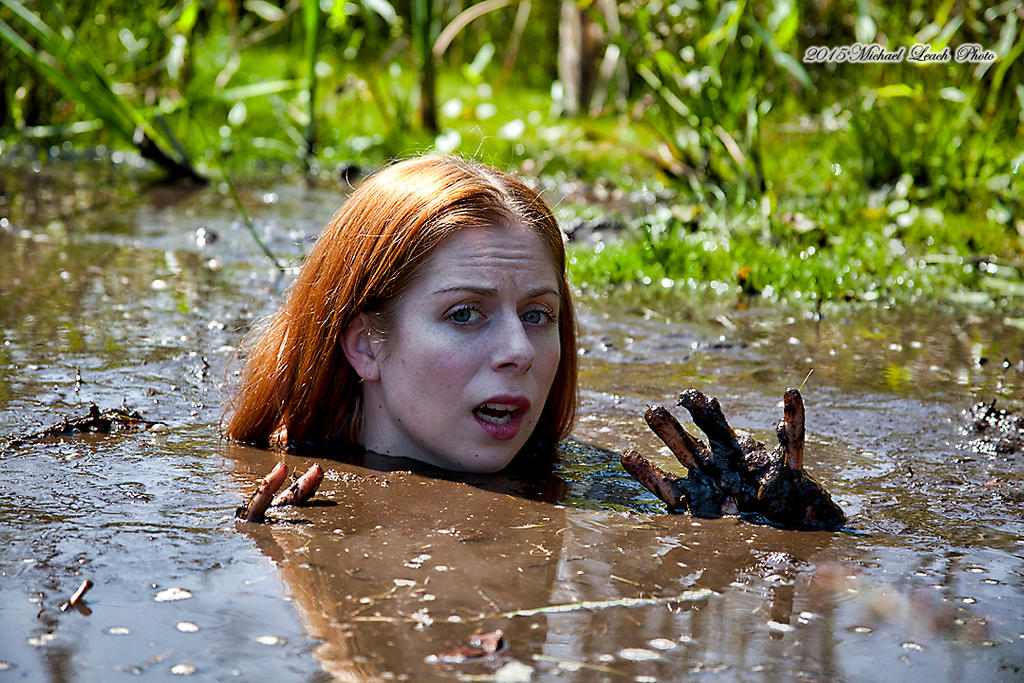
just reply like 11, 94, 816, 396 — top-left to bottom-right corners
534, 332, 562, 380
399, 336, 479, 400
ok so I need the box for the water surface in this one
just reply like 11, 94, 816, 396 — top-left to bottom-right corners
1, 165, 1022, 681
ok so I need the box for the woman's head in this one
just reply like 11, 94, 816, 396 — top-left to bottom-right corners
226, 155, 577, 471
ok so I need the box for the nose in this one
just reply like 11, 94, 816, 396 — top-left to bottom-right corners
491, 314, 535, 374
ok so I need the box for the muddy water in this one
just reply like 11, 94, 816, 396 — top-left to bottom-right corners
1, 165, 1022, 681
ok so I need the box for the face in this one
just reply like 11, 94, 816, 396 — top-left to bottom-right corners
355, 222, 562, 473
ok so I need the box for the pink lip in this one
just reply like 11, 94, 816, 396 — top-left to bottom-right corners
473, 395, 531, 441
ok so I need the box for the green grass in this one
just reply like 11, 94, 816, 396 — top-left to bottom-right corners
568, 133, 1024, 311
4, 2, 1023, 309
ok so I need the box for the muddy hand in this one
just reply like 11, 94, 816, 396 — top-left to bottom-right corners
236, 462, 289, 521
271, 464, 324, 507
622, 388, 846, 531
621, 406, 732, 517
236, 463, 325, 522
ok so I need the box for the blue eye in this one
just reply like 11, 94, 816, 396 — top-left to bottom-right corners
448, 306, 482, 324
522, 308, 555, 325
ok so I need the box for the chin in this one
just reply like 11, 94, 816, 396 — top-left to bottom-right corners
450, 448, 519, 474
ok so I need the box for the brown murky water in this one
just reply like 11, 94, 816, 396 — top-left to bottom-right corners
2, 164, 1022, 681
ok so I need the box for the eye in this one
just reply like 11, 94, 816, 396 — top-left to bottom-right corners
522, 307, 556, 325
447, 305, 483, 324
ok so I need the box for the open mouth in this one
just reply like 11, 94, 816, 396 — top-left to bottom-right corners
473, 403, 521, 425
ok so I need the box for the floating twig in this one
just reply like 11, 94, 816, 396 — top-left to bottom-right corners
481, 589, 714, 620
61, 578, 94, 611
3, 404, 167, 451
348, 589, 715, 627
69, 579, 93, 605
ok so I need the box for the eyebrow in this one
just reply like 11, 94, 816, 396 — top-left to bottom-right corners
432, 285, 560, 299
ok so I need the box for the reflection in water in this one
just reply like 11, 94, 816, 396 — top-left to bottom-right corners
228, 442, 839, 680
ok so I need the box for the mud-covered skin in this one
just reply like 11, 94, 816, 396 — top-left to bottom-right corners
237, 462, 326, 522
237, 461, 290, 521
622, 388, 846, 531
271, 464, 325, 507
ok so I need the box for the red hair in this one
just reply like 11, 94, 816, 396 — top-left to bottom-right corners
225, 155, 577, 452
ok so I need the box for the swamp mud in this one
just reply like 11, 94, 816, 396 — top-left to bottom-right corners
1, 164, 1023, 681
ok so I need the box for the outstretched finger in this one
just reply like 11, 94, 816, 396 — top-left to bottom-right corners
644, 406, 712, 472
237, 461, 289, 521
621, 449, 687, 509
272, 464, 325, 507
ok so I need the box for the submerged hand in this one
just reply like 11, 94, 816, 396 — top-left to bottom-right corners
236, 462, 325, 522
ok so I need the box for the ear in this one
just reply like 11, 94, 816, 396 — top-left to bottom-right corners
341, 314, 381, 382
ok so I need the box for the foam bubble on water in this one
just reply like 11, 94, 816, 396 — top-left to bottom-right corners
154, 587, 192, 602
493, 661, 533, 682
255, 635, 286, 646
619, 648, 659, 661
27, 634, 57, 647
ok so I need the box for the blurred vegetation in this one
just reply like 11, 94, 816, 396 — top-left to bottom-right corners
1, 0, 1022, 309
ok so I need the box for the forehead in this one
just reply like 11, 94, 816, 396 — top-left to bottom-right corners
417, 223, 561, 288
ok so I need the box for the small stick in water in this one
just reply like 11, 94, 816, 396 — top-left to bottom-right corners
782, 388, 805, 471
271, 464, 324, 507
60, 578, 94, 611
237, 462, 289, 521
